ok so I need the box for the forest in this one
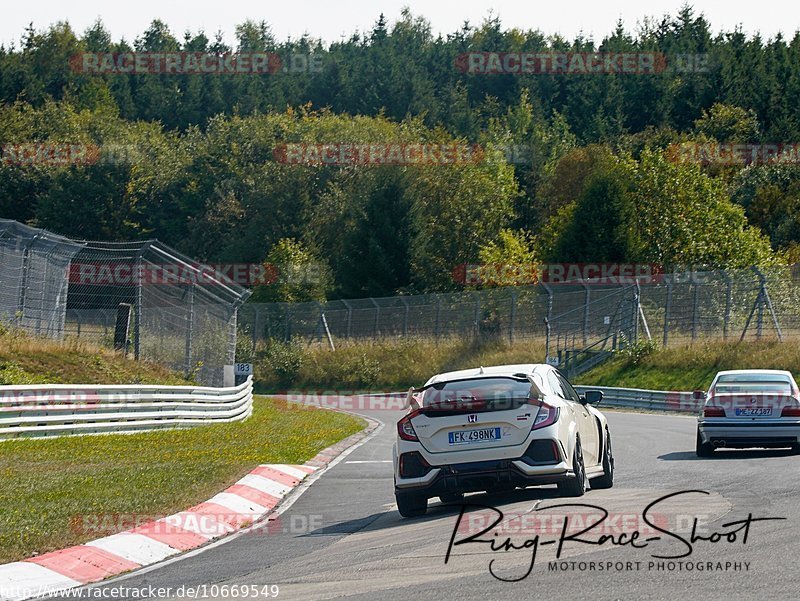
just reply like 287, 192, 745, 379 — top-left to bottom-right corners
1, 5, 798, 300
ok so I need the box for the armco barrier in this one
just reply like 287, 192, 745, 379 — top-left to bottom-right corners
0, 376, 254, 440
574, 385, 700, 413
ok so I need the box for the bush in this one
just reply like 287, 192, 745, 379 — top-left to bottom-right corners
621, 339, 659, 366
260, 338, 305, 388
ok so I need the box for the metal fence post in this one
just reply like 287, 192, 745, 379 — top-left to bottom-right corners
544, 318, 551, 362
473, 293, 481, 339
509, 291, 517, 344
663, 276, 672, 348
755, 269, 764, 340
434, 294, 442, 339
370, 298, 380, 337
582, 282, 590, 346
542, 283, 553, 357
184, 284, 195, 376
342, 299, 352, 339
723, 270, 732, 340
228, 307, 239, 369
252, 305, 261, 349
134, 257, 142, 360
400, 297, 410, 336
17, 232, 40, 327
691, 280, 699, 341
284, 305, 292, 341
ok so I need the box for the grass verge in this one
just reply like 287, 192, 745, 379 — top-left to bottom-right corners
0, 397, 364, 563
578, 339, 800, 390
252, 335, 800, 393
253, 336, 546, 391
0, 328, 188, 385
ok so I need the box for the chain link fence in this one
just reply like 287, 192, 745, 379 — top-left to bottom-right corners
240, 264, 800, 351
0, 220, 85, 337
0, 219, 250, 386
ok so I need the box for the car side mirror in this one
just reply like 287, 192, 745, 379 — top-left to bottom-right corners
583, 390, 603, 405
692, 389, 706, 401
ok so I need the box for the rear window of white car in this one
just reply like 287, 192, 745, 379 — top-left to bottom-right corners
422, 378, 531, 408
713, 373, 793, 395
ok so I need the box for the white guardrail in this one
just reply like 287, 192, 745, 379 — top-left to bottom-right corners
574, 385, 701, 414
0, 376, 254, 440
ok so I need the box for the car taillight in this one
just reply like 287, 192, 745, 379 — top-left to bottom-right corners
704, 406, 725, 417
530, 402, 559, 430
397, 410, 420, 441
781, 406, 800, 417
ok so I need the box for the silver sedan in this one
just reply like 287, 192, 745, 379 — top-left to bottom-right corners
696, 369, 800, 455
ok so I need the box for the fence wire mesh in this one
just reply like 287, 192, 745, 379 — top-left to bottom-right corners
0, 219, 250, 386
240, 265, 800, 351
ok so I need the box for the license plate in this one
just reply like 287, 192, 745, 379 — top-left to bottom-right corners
735, 407, 773, 416
448, 427, 501, 445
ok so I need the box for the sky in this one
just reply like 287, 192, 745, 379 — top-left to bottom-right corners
2, 0, 799, 48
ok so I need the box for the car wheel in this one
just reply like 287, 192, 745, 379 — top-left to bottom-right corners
396, 490, 428, 517
696, 428, 715, 457
439, 492, 464, 504
558, 436, 587, 497
591, 428, 614, 489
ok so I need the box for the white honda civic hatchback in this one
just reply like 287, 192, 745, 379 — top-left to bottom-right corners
392, 364, 614, 517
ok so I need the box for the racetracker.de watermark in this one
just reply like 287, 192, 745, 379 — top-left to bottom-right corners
456, 52, 709, 75
273, 143, 487, 166
72, 52, 280, 74
1, 143, 100, 167
68, 262, 325, 287
0, 584, 280, 599
71, 512, 323, 537
71, 52, 324, 75
452, 263, 667, 287
669, 142, 800, 166
284, 391, 409, 411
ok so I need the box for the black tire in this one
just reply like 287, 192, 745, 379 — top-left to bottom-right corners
439, 492, 464, 504
396, 490, 428, 517
591, 429, 614, 489
696, 428, 715, 457
558, 436, 587, 497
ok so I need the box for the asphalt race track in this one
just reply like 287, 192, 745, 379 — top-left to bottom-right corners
68, 409, 800, 601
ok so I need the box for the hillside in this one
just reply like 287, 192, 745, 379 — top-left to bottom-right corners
0, 327, 188, 385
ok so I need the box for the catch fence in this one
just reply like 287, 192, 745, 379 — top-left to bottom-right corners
0, 219, 250, 385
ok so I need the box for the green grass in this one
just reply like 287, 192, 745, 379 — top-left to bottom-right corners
252, 335, 800, 394
0, 397, 364, 563
0, 329, 188, 385
577, 339, 800, 390
253, 336, 547, 391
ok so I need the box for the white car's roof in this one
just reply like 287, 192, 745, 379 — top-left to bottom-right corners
715, 369, 793, 377
424, 364, 548, 386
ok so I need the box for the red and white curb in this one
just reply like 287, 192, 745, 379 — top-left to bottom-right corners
0, 464, 316, 601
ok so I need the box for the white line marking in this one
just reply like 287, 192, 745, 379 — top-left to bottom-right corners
237, 474, 292, 498
345, 460, 392, 463
0, 562, 82, 600
205, 493, 267, 515
267, 464, 314, 479
91, 414, 385, 587
86, 533, 179, 566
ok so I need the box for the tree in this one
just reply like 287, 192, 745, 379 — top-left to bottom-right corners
249, 238, 332, 303
694, 103, 760, 142
630, 149, 773, 268
552, 166, 638, 262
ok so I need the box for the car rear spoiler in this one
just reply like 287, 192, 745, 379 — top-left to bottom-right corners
404, 374, 546, 410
